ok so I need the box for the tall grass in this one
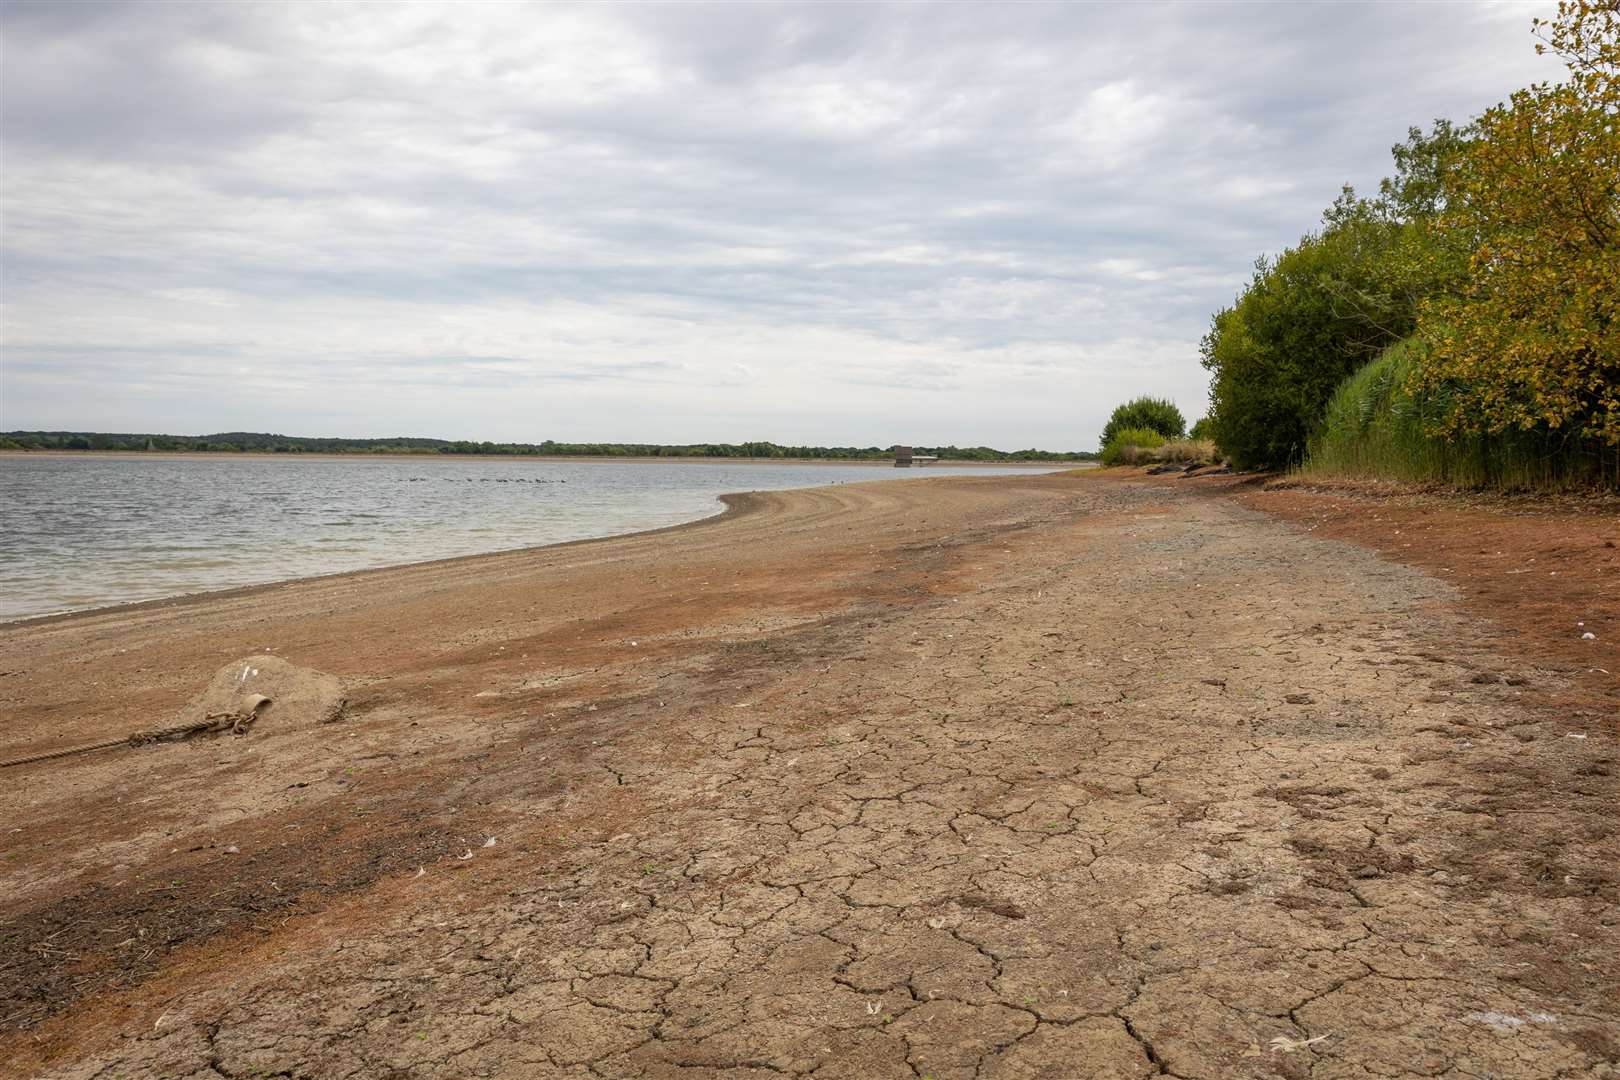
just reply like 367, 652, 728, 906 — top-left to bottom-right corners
1151, 438, 1217, 464
1304, 339, 1618, 490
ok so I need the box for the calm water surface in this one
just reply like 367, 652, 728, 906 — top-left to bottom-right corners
0, 456, 1056, 621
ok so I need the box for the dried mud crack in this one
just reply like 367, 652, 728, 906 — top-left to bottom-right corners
1, 474, 1615, 1079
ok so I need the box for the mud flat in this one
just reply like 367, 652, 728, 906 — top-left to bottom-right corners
1, 473, 1615, 1079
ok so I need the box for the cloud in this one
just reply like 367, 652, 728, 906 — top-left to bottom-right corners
0, 0, 1562, 447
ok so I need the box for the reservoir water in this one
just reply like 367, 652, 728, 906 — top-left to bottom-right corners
0, 455, 1058, 621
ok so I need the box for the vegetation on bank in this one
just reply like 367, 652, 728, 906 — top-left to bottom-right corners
0, 430, 1098, 463
1306, 339, 1612, 488
1153, 438, 1218, 465
1099, 397, 1185, 448
1098, 396, 1190, 465
1196, 1, 1618, 490
1099, 427, 1166, 466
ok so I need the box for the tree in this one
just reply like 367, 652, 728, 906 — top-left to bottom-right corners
1099, 397, 1185, 450
1412, 0, 1620, 448
1379, 120, 1472, 220
1201, 202, 1422, 469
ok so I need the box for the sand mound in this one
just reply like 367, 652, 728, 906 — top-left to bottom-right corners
185, 655, 347, 728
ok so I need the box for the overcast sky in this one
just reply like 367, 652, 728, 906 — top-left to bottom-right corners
0, 1, 1561, 450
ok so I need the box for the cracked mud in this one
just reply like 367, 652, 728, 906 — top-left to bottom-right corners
1, 473, 1615, 1079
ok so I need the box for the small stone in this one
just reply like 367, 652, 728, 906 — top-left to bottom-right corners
1284, 693, 1314, 705
223, 845, 240, 854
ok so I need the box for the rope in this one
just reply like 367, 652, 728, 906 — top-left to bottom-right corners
0, 701, 269, 769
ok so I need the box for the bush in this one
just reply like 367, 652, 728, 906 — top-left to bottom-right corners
1099, 397, 1185, 451
1188, 418, 1212, 441
1100, 427, 1166, 466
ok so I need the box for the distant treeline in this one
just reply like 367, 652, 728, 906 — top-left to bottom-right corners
0, 431, 1098, 462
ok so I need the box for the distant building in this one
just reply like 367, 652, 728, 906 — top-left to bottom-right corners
893, 446, 938, 467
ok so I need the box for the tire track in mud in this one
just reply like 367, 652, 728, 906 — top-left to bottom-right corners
4, 477, 1617, 1079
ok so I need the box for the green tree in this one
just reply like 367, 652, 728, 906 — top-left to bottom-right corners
1099, 397, 1185, 450
1379, 120, 1472, 220
1200, 181, 1448, 470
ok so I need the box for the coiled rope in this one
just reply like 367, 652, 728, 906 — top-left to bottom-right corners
0, 699, 270, 769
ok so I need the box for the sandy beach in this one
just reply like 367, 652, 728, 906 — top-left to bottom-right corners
1, 471, 1615, 1079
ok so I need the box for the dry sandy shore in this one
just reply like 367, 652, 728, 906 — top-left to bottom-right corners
1, 472, 1615, 1079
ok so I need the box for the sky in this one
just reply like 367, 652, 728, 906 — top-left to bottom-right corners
0, 1, 1564, 451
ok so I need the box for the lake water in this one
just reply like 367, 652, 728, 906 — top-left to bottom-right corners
0, 455, 1057, 621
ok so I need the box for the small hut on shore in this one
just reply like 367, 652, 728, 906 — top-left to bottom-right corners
893, 446, 938, 468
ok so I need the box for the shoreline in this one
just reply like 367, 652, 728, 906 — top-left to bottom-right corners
0, 465, 1080, 626
0, 489, 762, 630
1, 449, 1088, 466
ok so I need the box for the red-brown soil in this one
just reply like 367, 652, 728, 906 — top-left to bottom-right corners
1, 473, 1615, 1079
1241, 480, 1620, 712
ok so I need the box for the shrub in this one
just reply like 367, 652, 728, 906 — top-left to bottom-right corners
1099, 397, 1185, 451
1100, 427, 1166, 466
1188, 417, 1212, 441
